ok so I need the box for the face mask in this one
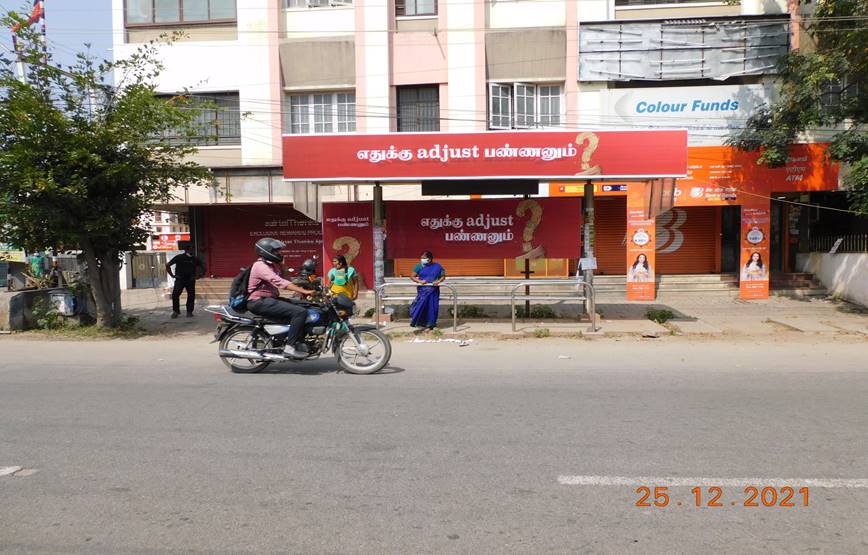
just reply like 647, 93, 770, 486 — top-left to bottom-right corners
420, 258, 430, 265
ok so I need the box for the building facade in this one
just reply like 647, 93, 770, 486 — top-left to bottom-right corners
112, 0, 840, 292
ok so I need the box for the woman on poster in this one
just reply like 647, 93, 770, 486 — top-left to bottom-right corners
741, 252, 767, 281
410, 251, 446, 330
627, 253, 653, 283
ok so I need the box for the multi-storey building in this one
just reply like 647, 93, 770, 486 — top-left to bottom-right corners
112, 0, 840, 294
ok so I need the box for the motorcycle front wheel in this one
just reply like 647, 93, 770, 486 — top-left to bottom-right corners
219, 326, 271, 374
336, 329, 392, 374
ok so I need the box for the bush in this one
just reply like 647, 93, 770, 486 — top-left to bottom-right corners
515, 305, 558, 319
32, 296, 65, 329
533, 328, 551, 338
448, 305, 488, 319
530, 305, 556, 319
646, 308, 675, 324
363, 307, 376, 318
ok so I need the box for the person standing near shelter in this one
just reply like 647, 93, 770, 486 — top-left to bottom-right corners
410, 251, 446, 331
166, 242, 206, 318
327, 255, 359, 301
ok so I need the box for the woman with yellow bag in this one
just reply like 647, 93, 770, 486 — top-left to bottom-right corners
326, 255, 359, 300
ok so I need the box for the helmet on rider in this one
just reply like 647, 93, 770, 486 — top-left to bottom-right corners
300, 258, 317, 275
255, 237, 286, 264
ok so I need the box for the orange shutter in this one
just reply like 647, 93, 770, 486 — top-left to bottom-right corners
594, 197, 627, 275
656, 207, 717, 274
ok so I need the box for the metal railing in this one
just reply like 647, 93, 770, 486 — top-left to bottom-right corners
510, 280, 597, 332
373, 279, 597, 333
809, 234, 868, 253
374, 282, 459, 331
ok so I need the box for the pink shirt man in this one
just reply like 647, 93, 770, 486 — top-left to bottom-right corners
247, 259, 292, 301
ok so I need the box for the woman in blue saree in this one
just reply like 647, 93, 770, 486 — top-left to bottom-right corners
410, 251, 446, 330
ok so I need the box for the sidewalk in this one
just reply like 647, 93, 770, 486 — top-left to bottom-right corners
119, 287, 868, 340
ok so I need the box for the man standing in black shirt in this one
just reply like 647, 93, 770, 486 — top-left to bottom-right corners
166, 242, 206, 318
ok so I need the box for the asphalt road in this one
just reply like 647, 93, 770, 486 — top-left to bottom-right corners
1, 335, 867, 554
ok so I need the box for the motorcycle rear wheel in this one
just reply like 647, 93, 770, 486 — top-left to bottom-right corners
220, 326, 271, 374
336, 329, 392, 374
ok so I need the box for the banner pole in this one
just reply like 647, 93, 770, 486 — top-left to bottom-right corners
372, 182, 385, 291
582, 180, 595, 314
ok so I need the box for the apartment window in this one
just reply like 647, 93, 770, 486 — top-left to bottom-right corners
488, 83, 562, 130
126, 0, 236, 25
285, 92, 356, 134
396, 0, 437, 17
285, 0, 352, 8
397, 86, 440, 132
821, 76, 858, 112
162, 92, 241, 146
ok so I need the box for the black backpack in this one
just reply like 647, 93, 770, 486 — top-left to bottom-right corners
228, 265, 256, 311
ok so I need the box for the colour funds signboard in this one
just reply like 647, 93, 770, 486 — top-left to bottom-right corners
283, 130, 688, 182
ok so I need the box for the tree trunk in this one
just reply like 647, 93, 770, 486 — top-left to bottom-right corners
82, 243, 123, 328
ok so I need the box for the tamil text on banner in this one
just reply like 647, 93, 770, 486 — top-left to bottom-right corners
739, 200, 771, 300
386, 198, 582, 259
152, 233, 190, 251
283, 130, 687, 181
626, 185, 657, 301
322, 202, 374, 290
0, 244, 27, 263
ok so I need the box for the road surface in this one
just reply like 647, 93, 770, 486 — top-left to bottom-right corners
1, 335, 867, 553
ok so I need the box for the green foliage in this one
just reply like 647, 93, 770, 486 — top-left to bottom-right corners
31, 296, 65, 330
727, 0, 868, 213
0, 19, 215, 326
647, 308, 674, 324
431, 327, 444, 338
514, 305, 558, 319
533, 328, 551, 338
363, 307, 376, 318
448, 304, 488, 318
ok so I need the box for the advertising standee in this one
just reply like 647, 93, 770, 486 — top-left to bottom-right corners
739, 201, 771, 300
626, 185, 657, 301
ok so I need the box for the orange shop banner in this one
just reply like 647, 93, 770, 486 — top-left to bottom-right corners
626, 185, 656, 301
549, 143, 838, 205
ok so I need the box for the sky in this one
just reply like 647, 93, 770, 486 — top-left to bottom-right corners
1, 0, 114, 70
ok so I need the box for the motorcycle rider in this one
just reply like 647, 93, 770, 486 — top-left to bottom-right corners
247, 238, 316, 359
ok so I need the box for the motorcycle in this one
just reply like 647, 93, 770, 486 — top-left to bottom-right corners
204, 278, 391, 375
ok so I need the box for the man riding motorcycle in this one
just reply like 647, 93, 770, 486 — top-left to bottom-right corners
247, 238, 316, 359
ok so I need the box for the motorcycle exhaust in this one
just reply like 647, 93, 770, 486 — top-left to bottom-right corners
219, 349, 286, 361
219, 349, 267, 360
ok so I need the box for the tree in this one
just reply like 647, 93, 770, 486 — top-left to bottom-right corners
728, 0, 867, 214
0, 17, 214, 327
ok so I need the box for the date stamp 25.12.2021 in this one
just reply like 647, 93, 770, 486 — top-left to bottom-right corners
635, 486, 809, 508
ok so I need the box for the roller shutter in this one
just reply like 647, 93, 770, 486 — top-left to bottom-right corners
590, 200, 718, 275
656, 207, 717, 274
594, 197, 627, 275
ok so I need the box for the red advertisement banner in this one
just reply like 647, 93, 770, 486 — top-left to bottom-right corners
739, 201, 771, 300
321, 202, 374, 291
152, 233, 190, 251
283, 130, 687, 181
385, 198, 582, 259
626, 185, 657, 301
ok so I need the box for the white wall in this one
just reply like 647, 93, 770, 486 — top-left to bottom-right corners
284, 7, 355, 38
741, 0, 788, 16
488, 0, 566, 28
798, 253, 868, 307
